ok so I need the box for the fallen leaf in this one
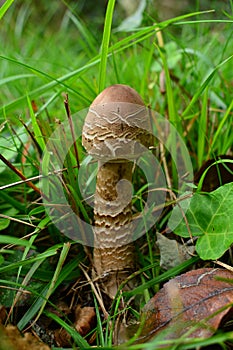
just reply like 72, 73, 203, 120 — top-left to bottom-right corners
156, 232, 195, 270
0, 324, 50, 350
54, 306, 96, 347
137, 268, 233, 344
74, 306, 96, 336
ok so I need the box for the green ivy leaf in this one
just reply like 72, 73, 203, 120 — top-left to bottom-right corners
168, 183, 233, 260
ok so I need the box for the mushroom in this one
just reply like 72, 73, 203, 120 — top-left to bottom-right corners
82, 84, 151, 299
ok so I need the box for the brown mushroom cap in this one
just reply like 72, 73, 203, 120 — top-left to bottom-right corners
82, 84, 151, 159
90, 84, 145, 106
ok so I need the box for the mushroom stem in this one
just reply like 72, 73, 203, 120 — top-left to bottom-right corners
93, 160, 135, 298
82, 84, 151, 299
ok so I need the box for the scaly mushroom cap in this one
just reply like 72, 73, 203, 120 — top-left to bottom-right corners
82, 84, 151, 159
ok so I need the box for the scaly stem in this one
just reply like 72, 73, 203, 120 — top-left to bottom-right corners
93, 161, 135, 298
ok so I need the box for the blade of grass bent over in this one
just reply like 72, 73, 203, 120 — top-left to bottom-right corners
196, 159, 233, 192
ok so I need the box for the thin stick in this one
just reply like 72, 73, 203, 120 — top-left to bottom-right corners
214, 260, 233, 272
64, 94, 80, 169
79, 263, 109, 319
0, 153, 41, 196
19, 117, 42, 156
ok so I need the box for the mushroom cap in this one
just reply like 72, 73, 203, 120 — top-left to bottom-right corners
90, 84, 145, 105
82, 84, 152, 160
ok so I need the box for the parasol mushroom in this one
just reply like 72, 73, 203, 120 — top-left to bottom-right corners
82, 84, 151, 299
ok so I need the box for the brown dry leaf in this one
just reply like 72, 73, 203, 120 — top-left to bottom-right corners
54, 328, 71, 348
0, 324, 50, 350
54, 306, 96, 347
74, 305, 96, 336
137, 268, 233, 343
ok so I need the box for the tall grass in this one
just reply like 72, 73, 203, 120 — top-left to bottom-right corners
0, 1, 233, 349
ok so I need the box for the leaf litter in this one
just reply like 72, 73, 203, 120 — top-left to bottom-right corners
135, 268, 233, 345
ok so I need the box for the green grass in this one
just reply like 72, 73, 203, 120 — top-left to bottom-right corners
0, 0, 233, 349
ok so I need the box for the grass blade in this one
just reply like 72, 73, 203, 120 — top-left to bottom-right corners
98, 0, 116, 92
0, 10, 216, 114
0, 247, 58, 273
0, 190, 26, 212
26, 95, 45, 152
197, 87, 209, 167
0, 0, 14, 19
155, 43, 179, 129
0, 235, 32, 248
32, 242, 70, 324
182, 55, 233, 118
125, 256, 199, 297
44, 311, 90, 349
208, 98, 233, 156
17, 254, 83, 330
68, 12, 98, 57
